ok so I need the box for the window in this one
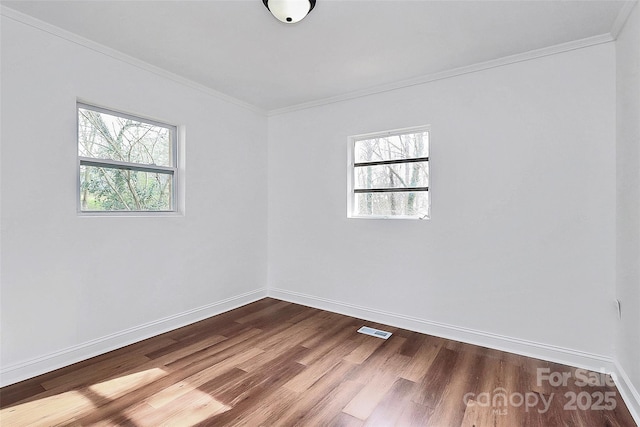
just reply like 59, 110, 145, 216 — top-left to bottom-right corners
348, 126, 430, 219
77, 103, 178, 213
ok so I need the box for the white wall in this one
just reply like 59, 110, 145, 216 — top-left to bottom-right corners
616, 0, 640, 408
0, 15, 268, 384
268, 44, 617, 359
0, 5, 631, 405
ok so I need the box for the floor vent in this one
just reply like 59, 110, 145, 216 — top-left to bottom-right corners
357, 326, 392, 339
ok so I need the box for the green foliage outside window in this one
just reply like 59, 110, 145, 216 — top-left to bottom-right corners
78, 106, 175, 212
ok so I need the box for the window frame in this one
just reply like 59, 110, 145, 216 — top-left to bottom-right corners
77, 102, 179, 215
347, 125, 431, 220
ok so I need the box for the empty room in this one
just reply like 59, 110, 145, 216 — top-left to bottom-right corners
1, 0, 639, 425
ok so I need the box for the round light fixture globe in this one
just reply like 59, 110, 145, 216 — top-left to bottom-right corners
262, 0, 316, 24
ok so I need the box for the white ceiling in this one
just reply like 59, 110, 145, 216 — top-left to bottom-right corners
1, 0, 630, 112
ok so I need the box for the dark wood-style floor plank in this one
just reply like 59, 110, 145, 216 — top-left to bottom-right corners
0, 297, 637, 426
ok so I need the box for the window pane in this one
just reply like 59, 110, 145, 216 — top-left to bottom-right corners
78, 107, 173, 167
80, 165, 172, 211
355, 191, 429, 217
355, 161, 428, 190
354, 131, 428, 163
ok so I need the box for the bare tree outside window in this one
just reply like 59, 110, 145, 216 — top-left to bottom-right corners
350, 127, 429, 218
77, 104, 177, 212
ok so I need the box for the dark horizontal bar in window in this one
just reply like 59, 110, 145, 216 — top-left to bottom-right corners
80, 158, 175, 175
354, 187, 429, 193
354, 157, 429, 168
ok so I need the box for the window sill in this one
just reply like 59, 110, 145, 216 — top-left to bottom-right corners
78, 211, 183, 218
348, 214, 430, 220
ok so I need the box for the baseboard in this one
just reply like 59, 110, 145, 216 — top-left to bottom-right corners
613, 360, 640, 425
0, 288, 268, 387
269, 288, 640, 424
3, 286, 637, 425
269, 288, 615, 372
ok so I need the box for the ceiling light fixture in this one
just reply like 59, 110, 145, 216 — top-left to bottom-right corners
262, 0, 316, 24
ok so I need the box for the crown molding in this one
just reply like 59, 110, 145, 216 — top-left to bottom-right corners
0, 5, 267, 116
268, 33, 614, 116
1, 3, 625, 118
610, 1, 639, 39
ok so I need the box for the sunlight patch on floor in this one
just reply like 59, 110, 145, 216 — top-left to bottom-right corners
89, 367, 167, 399
146, 347, 264, 409
127, 388, 231, 426
0, 390, 94, 426
146, 378, 196, 409
0, 368, 167, 426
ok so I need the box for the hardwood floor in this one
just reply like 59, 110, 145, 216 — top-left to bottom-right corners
1, 298, 636, 426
